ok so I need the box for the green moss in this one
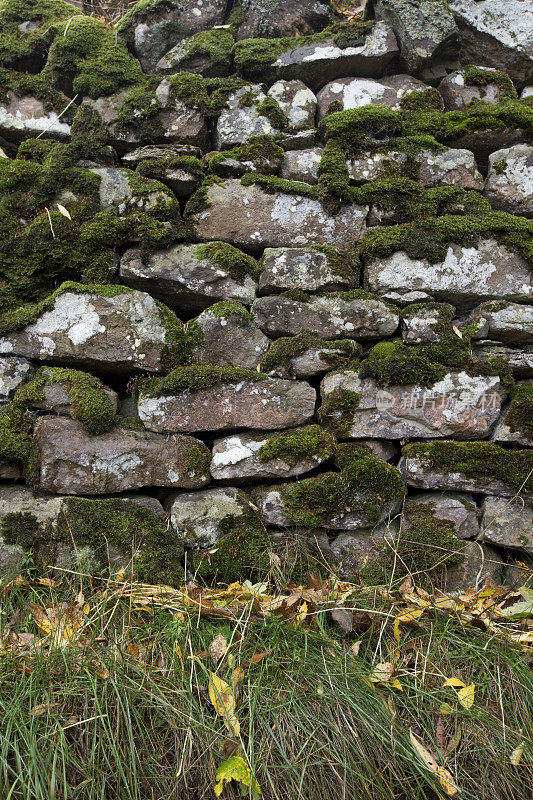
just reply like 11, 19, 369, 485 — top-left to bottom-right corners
402, 441, 533, 493
321, 106, 404, 151
0, 402, 36, 482
255, 96, 287, 130
194, 241, 260, 281
136, 154, 205, 183
136, 364, 267, 399
118, 416, 144, 431
505, 383, 533, 439
205, 301, 254, 322
233, 18, 373, 80
56, 498, 184, 586
168, 74, 247, 116
154, 299, 195, 372
182, 441, 211, 484
318, 388, 361, 438
0, 0, 71, 69
160, 27, 235, 75
194, 505, 271, 584
257, 425, 336, 466
403, 98, 533, 143
184, 175, 225, 217
14, 367, 115, 434
281, 445, 404, 528
240, 172, 318, 199
260, 331, 360, 376
361, 504, 463, 588
310, 246, 358, 282
282, 289, 309, 302
208, 134, 284, 173
462, 67, 517, 99
399, 88, 444, 113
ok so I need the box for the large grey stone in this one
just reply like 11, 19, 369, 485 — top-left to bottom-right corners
188, 179, 368, 250
235, 21, 398, 90
210, 426, 335, 482
252, 294, 399, 339
166, 487, 255, 549
317, 74, 429, 120
258, 247, 357, 294
374, 0, 458, 74
0, 486, 63, 574
438, 67, 513, 110
320, 370, 505, 439
33, 416, 210, 495
472, 342, 533, 378
267, 80, 317, 129
401, 302, 455, 344
215, 85, 283, 150
329, 525, 391, 579
280, 147, 323, 184
365, 240, 533, 311
492, 394, 533, 447
448, 0, 533, 84
191, 304, 270, 369
484, 145, 533, 218
234, 0, 330, 41
0, 92, 71, 143
443, 540, 504, 593
90, 167, 178, 217
404, 492, 480, 539
481, 496, 533, 553
468, 302, 533, 345
137, 378, 316, 434
118, 0, 227, 72
0, 357, 34, 405
120, 245, 257, 312
0, 289, 176, 374
261, 335, 362, 379
415, 148, 484, 189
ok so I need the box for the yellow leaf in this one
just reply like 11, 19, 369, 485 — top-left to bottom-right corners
56, 203, 71, 220
453, 325, 463, 339
442, 678, 466, 688
214, 756, 261, 797
457, 683, 475, 710
409, 730, 459, 797
370, 662, 394, 683
439, 702, 455, 715
295, 601, 308, 625
393, 617, 401, 643
208, 673, 240, 736
389, 677, 403, 692
510, 744, 524, 766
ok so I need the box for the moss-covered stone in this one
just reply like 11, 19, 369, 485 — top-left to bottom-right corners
0, 402, 35, 481
208, 134, 285, 173
14, 367, 115, 434
257, 425, 336, 467
205, 301, 254, 322
260, 331, 360, 375
504, 383, 533, 439
399, 88, 444, 113
402, 441, 533, 493
194, 241, 260, 281
462, 66, 517, 99
136, 364, 268, 399
159, 27, 235, 75
318, 387, 361, 438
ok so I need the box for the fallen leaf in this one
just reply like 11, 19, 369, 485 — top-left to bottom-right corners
208, 673, 240, 736
208, 634, 227, 664
331, 607, 353, 633
457, 683, 475, 710
370, 662, 394, 683
510, 744, 524, 766
56, 203, 71, 220
242, 650, 271, 668
453, 325, 463, 339
214, 755, 261, 797
442, 678, 466, 688
409, 730, 459, 797
31, 702, 58, 717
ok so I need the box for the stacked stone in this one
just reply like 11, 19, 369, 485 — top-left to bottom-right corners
0, 0, 532, 589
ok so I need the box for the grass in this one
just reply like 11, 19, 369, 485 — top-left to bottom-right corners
0, 565, 532, 800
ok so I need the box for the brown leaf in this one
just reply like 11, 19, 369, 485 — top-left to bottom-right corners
331, 607, 353, 633
208, 634, 228, 664
242, 650, 272, 668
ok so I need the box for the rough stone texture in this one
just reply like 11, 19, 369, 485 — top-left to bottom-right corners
262, 338, 362, 379
438, 68, 510, 110
400, 444, 532, 497
237, 21, 399, 90
484, 145, 533, 218
258, 247, 357, 294
281, 147, 323, 183
191, 306, 270, 369
481, 496, 533, 553
492, 397, 533, 447
0, 357, 34, 405
267, 80, 317, 129
85, 85, 208, 153
321, 370, 505, 439
120, 245, 257, 312
119, 0, 227, 72
90, 167, 177, 217
33, 416, 210, 495
329, 525, 391, 579
0, 460, 23, 480
448, 0, 533, 84
215, 86, 283, 150
253, 294, 399, 339
235, 0, 330, 41
316, 74, 429, 120
189, 180, 368, 250
415, 149, 484, 189
375, 0, 458, 74
210, 428, 333, 482
472, 343, 533, 378
0, 290, 172, 374
365, 240, 533, 311
0, 92, 71, 143
121, 144, 203, 195
404, 492, 480, 539
137, 379, 316, 434
468, 302, 533, 345
401, 303, 455, 344
0, 485, 63, 573
166, 487, 254, 549
28, 377, 118, 419
443, 540, 504, 593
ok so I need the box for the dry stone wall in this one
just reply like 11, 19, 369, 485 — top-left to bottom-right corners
0, 0, 532, 590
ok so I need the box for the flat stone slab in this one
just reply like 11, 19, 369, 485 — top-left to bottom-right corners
258, 247, 357, 294
0, 289, 175, 373
321, 370, 505, 439
317, 74, 428, 120
365, 240, 533, 311
210, 426, 335, 482
0, 92, 71, 143
137, 378, 316, 434
120, 245, 257, 312
469, 302, 533, 345
188, 180, 368, 251
166, 487, 256, 549
191, 305, 270, 370
481, 496, 533, 553
0, 357, 34, 405
33, 417, 211, 495
252, 294, 399, 339
484, 145, 533, 218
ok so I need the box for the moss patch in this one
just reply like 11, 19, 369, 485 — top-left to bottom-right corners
208, 134, 284, 173
159, 27, 235, 75
14, 367, 115, 434
0, 402, 36, 482
257, 425, 336, 467
462, 67, 517, 99
260, 331, 360, 376
504, 383, 533, 439
194, 241, 260, 282
402, 441, 533, 493
318, 388, 361, 438
136, 364, 268, 399
203, 301, 254, 322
